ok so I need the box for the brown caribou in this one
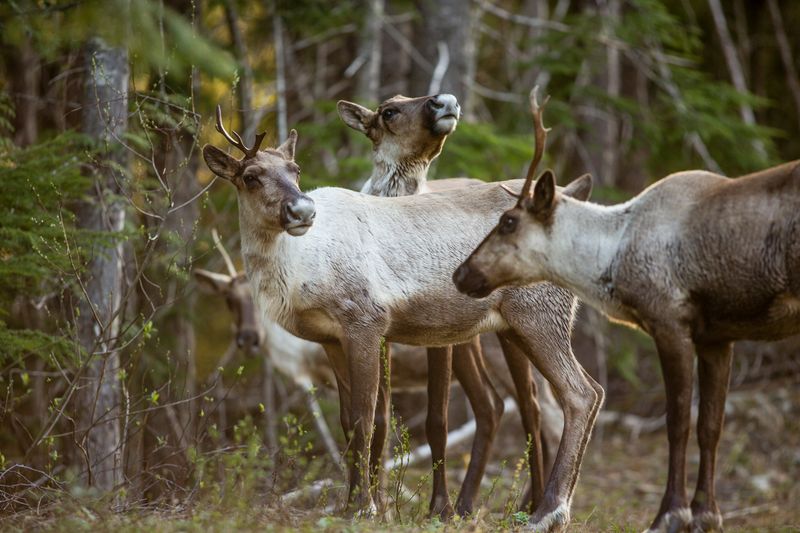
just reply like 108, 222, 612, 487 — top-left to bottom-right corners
454, 90, 800, 532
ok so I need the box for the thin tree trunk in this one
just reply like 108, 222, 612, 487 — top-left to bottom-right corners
707, 0, 765, 158
766, 0, 800, 131
411, 0, 477, 118
273, 4, 288, 142
224, 0, 256, 142
7, 35, 40, 146
355, 0, 384, 103
75, 37, 129, 493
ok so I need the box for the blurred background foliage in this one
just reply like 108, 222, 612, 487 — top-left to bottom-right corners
0, 0, 798, 525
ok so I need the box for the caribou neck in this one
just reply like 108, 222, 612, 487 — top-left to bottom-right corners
361, 152, 431, 197
543, 199, 630, 314
238, 218, 293, 323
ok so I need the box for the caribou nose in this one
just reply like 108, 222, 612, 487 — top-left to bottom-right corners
283, 195, 316, 236
284, 196, 315, 221
236, 330, 259, 350
431, 94, 460, 117
453, 263, 491, 298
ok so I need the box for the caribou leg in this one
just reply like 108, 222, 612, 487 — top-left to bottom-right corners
452, 337, 504, 517
425, 345, 455, 519
690, 342, 732, 533
342, 332, 383, 517
497, 332, 545, 513
370, 344, 392, 512
646, 325, 695, 533
502, 313, 603, 533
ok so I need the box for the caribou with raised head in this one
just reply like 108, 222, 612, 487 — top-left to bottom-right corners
454, 93, 800, 531
337, 92, 561, 517
202, 104, 602, 532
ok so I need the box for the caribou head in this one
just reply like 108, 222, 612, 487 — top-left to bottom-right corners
453, 89, 592, 298
194, 230, 261, 353
202, 106, 315, 236
337, 94, 461, 179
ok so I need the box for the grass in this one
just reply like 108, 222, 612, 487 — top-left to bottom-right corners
2, 383, 798, 532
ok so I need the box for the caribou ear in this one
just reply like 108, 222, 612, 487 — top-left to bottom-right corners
562, 173, 593, 201
203, 145, 241, 180
524, 170, 557, 215
276, 129, 298, 161
337, 100, 375, 134
194, 269, 232, 294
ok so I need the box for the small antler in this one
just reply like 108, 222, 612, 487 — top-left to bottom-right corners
519, 86, 550, 200
214, 105, 267, 159
212, 228, 238, 277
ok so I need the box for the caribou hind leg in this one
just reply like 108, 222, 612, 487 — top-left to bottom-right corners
690, 342, 733, 533
452, 337, 505, 517
426, 346, 455, 519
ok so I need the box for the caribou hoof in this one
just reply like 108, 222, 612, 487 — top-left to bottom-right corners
691, 510, 723, 532
644, 508, 692, 533
527, 501, 570, 532
428, 494, 455, 521
345, 498, 377, 520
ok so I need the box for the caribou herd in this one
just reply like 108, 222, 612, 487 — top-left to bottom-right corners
201, 89, 800, 532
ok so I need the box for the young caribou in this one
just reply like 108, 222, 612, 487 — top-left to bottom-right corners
202, 106, 602, 532
338, 93, 561, 516
454, 110, 800, 531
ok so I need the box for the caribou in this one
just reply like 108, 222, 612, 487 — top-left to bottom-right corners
337, 93, 561, 516
453, 93, 800, 531
201, 105, 602, 532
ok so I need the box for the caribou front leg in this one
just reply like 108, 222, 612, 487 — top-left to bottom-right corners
645, 325, 695, 533
498, 333, 545, 513
690, 342, 733, 532
370, 343, 391, 514
342, 331, 383, 518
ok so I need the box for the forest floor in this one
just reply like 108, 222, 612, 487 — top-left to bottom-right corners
2, 381, 798, 532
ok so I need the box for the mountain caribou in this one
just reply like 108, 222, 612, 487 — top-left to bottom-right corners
337, 93, 561, 516
454, 91, 800, 533
202, 104, 601, 531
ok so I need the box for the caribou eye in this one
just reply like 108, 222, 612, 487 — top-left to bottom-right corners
498, 214, 518, 235
243, 173, 261, 190
381, 108, 398, 120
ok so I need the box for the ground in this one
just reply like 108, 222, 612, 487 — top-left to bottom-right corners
2, 382, 798, 532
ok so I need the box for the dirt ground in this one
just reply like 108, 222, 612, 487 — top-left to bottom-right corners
2, 382, 798, 532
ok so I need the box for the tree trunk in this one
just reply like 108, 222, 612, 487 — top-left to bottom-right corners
6, 35, 40, 146
355, 0, 385, 103
224, 0, 256, 142
410, 0, 477, 118
707, 0, 765, 159
75, 37, 129, 492
766, 0, 800, 131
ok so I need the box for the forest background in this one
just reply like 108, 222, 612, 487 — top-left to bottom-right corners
1, 0, 798, 530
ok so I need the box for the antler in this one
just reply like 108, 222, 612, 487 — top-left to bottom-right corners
519, 86, 550, 199
214, 105, 267, 159
212, 228, 238, 277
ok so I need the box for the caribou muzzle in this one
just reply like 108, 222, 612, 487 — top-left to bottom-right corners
236, 328, 261, 353
281, 194, 316, 236
428, 94, 461, 134
453, 261, 494, 299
